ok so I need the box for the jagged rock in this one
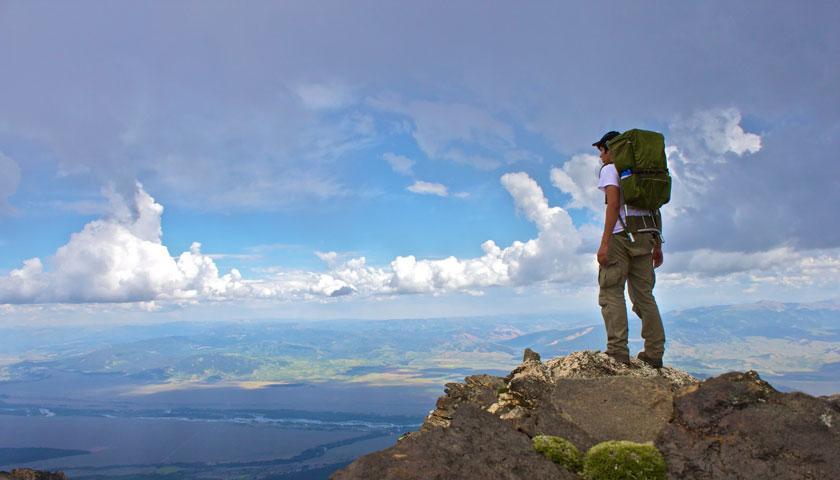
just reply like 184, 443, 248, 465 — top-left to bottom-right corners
823, 393, 840, 409
522, 347, 540, 362
0, 469, 67, 480
657, 371, 840, 479
332, 350, 839, 480
421, 374, 505, 431
332, 403, 577, 480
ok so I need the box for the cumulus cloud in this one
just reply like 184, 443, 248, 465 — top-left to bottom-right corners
0, 184, 252, 304
0, 107, 821, 306
0, 173, 594, 305
1, 167, 835, 306
550, 109, 762, 222
679, 108, 761, 156
666, 108, 762, 217
407, 181, 449, 197
383, 152, 415, 176
344, 172, 588, 294
314, 250, 340, 267
548, 108, 770, 253
550, 153, 603, 213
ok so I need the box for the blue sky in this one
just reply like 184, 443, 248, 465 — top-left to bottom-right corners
0, 1, 838, 324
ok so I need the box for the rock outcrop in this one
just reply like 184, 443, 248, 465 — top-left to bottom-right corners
0, 469, 67, 480
657, 371, 840, 479
333, 350, 840, 480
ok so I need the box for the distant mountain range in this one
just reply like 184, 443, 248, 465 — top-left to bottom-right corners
1, 300, 838, 395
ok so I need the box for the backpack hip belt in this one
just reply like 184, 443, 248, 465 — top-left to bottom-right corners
618, 209, 663, 244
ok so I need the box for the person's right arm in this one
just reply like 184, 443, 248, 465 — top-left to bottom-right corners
652, 237, 663, 268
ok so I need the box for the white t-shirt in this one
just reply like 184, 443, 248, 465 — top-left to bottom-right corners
598, 163, 648, 234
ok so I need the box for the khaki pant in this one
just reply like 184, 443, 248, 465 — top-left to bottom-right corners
598, 232, 665, 360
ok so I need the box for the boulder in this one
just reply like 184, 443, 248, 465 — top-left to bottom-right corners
657, 371, 840, 479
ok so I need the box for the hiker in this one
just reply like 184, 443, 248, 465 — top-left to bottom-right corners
593, 131, 666, 368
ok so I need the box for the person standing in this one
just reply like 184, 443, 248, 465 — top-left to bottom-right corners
592, 131, 666, 368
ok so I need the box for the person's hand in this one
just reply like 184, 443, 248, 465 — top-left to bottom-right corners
652, 246, 663, 269
597, 242, 609, 266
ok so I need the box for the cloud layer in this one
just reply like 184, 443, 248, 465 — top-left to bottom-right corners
0, 169, 591, 304
2, 172, 838, 306
3, 106, 838, 306
0, 1, 836, 310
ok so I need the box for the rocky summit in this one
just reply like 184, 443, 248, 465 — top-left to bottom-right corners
332, 350, 840, 480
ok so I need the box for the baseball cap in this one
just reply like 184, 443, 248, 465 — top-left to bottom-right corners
592, 131, 621, 149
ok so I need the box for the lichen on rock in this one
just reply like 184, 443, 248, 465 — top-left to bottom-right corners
582, 440, 666, 480
532, 434, 583, 473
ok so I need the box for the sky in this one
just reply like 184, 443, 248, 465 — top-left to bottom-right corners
0, 1, 838, 325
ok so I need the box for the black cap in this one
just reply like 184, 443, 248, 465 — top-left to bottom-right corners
592, 131, 621, 150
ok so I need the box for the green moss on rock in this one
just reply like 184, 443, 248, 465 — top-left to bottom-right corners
532, 435, 583, 473
582, 440, 666, 480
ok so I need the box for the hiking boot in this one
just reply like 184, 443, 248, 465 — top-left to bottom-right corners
637, 351, 663, 369
606, 352, 630, 365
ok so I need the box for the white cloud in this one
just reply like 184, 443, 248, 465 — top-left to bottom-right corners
0, 151, 21, 214
383, 152, 414, 176
0, 184, 251, 304
687, 108, 761, 156
0, 173, 593, 304
3, 154, 832, 307
407, 181, 449, 197
355, 173, 588, 295
549, 108, 762, 222
315, 250, 339, 266
375, 173, 589, 293
550, 153, 603, 213
659, 246, 840, 289
666, 108, 762, 218
0, 258, 47, 303
666, 246, 796, 277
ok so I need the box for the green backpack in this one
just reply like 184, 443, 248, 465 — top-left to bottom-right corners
607, 129, 671, 211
